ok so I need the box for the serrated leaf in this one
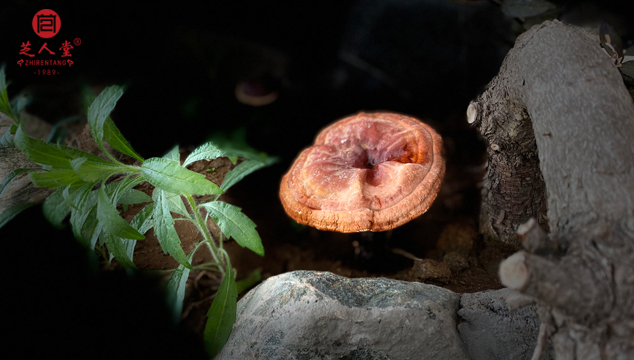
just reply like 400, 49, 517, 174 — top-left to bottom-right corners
97, 184, 144, 240
62, 182, 93, 210
42, 189, 71, 228
69, 182, 98, 211
67, 184, 99, 236
119, 188, 152, 205
183, 142, 224, 167
152, 188, 188, 216
163, 145, 181, 163
153, 189, 191, 268
0, 168, 35, 199
142, 158, 223, 196
70, 157, 125, 182
103, 233, 137, 269
0, 202, 36, 228
30, 170, 84, 189
124, 236, 137, 262
502, 0, 556, 18
221, 159, 270, 191
166, 251, 194, 323
14, 126, 74, 169
200, 201, 264, 256
204, 256, 236, 357
103, 118, 144, 162
72, 206, 102, 249
87, 85, 124, 146
108, 175, 145, 205
130, 203, 154, 234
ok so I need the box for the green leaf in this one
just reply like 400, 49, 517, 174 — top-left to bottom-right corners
200, 201, 264, 256
153, 189, 191, 268
221, 159, 270, 191
235, 268, 262, 294
12, 94, 31, 115
130, 203, 154, 234
183, 142, 224, 167
124, 237, 137, 264
0, 64, 9, 104
87, 85, 124, 146
204, 256, 237, 357
152, 189, 188, 216
42, 189, 71, 228
119, 189, 152, 205
0, 202, 36, 229
97, 184, 144, 240
166, 251, 194, 323
46, 116, 80, 144
208, 128, 267, 163
0, 168, 35, 199
142, 158, 223, 196
163, 145, 181, 163
72, 206, 102, 249
15, 126, 74, 169
107, 175, 144, 204
103, 232, 137, 269
70, 157, 125, 182
103, 117, 144, 162
0, 124, 16, 147
0, 64, 20, 123
58, 145, 114, 166
501, 0, 556, 18
65, 182, 98, 211
30, 170, 84, 189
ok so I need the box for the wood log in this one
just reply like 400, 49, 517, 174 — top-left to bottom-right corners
469, 20, 634, 359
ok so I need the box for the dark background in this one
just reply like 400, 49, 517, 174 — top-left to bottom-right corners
1, 0, 631, 358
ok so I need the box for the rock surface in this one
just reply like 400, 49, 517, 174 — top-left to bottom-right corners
457, 288, 554, 360
217, 270, 470, 360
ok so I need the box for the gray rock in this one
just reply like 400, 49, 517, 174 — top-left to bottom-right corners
217, 270, 470, 360
458, 288, 554, 360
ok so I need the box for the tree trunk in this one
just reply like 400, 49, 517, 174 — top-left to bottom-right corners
468, 20, 634, 359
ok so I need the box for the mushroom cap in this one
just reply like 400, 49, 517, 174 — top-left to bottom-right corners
279, 112, 445, 232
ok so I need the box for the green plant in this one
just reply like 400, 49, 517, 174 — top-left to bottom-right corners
0, 66, 276, 358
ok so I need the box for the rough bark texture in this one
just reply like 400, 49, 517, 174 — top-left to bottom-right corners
469, 21, 634, 360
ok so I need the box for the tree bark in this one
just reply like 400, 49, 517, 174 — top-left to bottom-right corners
469, 20, 634, 359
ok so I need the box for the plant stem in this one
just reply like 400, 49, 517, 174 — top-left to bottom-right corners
185, 193, 225, 275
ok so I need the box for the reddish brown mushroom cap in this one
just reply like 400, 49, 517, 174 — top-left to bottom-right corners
279, 112, 445, 233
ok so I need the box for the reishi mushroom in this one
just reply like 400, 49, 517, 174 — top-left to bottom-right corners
279, 112, 445, 233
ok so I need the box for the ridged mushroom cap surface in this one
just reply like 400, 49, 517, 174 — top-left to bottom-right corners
280, 112, 445, 232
